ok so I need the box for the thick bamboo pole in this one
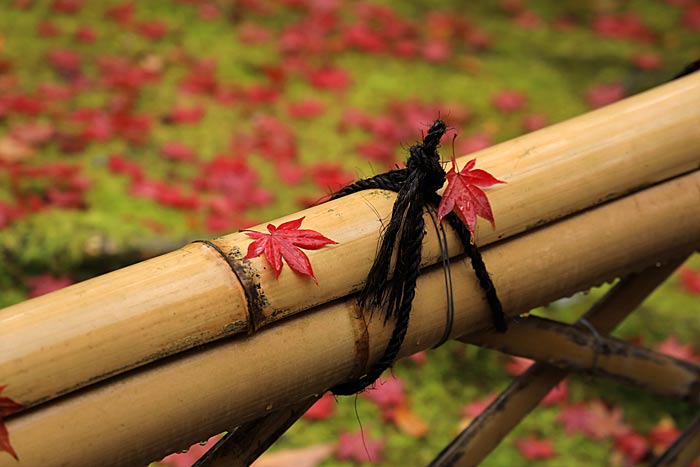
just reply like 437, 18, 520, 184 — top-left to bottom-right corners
467, 316, 700, 403
429, 260, 685, 467
2, 73, 700, 413
2, 169, 698, 467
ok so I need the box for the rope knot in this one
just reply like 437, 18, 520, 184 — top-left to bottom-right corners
406, 119, 447, 193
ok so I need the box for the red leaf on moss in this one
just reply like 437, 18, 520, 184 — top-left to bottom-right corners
335, 430, 384, 464
161, 141, 197, 162
243, 217, 337, 284
386, 405, 429, 438
683, 5, 700, 31
654, 336, 696, 361
492, 89, 528, 113
437, 157, 505, 236
614, 430, 648, 465
307, 66, 352, 91
0, 385, 25, 461
649, 417, 679, 455
288, 99, 326, 119
74, 25, 97, 43
456, 132, 492, 155
557, 402, 592, 436
136, 20, 169, 40
585, 83, 625, 108
515, 434, 556, 460
27, 274, 74, 298
678, 267, 700, 295
462, 393, 498, 421
585, 400, 629, 440
522, 113, 549, 132
163, 105, 205, 124
361, 376, 406, 410
632, 52, 662, 71
303, 393, 336, 421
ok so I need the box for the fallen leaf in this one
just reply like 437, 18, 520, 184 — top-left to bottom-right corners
678, 267, 700, 295
585, 83, 625, 108
26, 274, 74, 298
556, 402, 592, 436
514, 434, 556, 460
648, 417, 679, 455
654, 336, 696, 361
0, 137, 34, 162
614, 430, 648, 465
584, 400, 629, 441
335, 430, 384, 464
303, 393, 336, 421
243, 217, 337, 284
361, 376, 406, 410
386, 405, 429, 438
437, 157, 505, 236
252, 443, 335, 467
491, 89, 528, 113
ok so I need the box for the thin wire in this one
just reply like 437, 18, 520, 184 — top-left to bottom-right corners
427, 206, 455, 348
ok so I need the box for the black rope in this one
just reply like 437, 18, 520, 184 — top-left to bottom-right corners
330, 120, 506, 396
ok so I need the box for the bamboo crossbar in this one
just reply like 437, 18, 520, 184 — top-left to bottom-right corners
466, 316, 700, 404
1, 73, 700, 419
430, 259, 686, 467
2, 164, 699, 466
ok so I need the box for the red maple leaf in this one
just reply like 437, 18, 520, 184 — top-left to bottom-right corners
243, 217, 337, 284
438, 157, 505, 236
514, 434, 556, 460
335, 430, 384, 464
0, 385, 24, 461
303, 393, 336, 421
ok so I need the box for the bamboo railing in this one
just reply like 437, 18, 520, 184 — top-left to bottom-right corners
0, 72, 699, 466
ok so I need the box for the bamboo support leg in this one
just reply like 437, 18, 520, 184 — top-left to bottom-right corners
191, 396, 320, 467
651, 413, 700, 467
428, 258, 685, 467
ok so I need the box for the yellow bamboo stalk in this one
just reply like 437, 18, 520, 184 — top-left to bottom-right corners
2, 168, 698, 467
429, 259, 686, 467
2, 73, 700, 413
467, 316, 700, 403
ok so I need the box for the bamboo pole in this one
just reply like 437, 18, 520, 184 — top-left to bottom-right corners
2, 168, 698, 467
466, 316, 700, 403
428, 259, 686, 467
2, 73, 700, 413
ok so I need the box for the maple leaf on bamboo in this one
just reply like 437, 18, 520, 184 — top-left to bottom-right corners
243, 217, 337, 284
437, 157, 505, 236
0, 385, 24, 460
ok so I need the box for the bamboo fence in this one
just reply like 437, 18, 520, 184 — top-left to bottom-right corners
0, 72, 699, 466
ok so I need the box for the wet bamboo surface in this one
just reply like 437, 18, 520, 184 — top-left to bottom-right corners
1, 73, 700, 416
2, 165, 699, 466
429, 259, 686, 467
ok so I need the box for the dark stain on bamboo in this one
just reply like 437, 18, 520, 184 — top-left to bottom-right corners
191, 239, 267, 334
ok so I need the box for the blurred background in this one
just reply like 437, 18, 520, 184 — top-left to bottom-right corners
1, 1, 699, 466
